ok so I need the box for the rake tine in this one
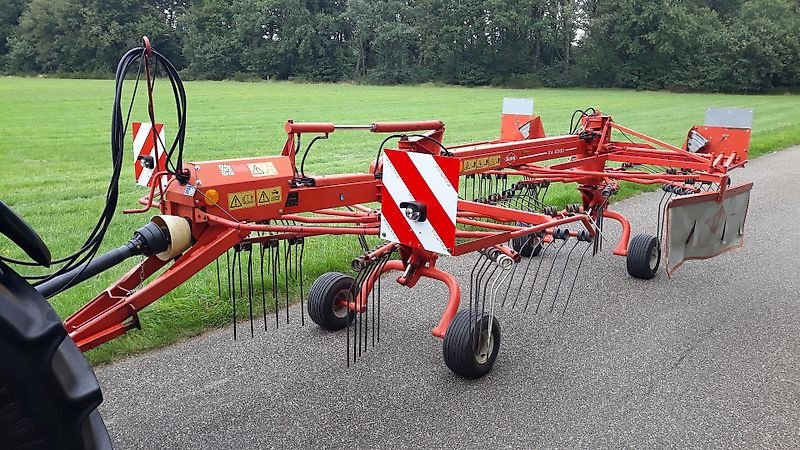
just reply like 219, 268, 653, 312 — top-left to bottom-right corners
491, 256, 514, 313
283, 240, 290, 324
549, 240, 580, 314
215, 258, 221, 297
231, 248, 238, 340
226, 250, 232, 302
500, 256, 519, 308
563, 243, 592, 314
373, 252, 392, 346
540, 182, 550, 204
656, 188, 669, 239
534, 237, 568, 314
272, 241, 280, 329
477, 256, 499, 350
350, 260, 371, 364
471, 175, 476, 200
246, 245, 254, 337
511, 237, 540, 309
298, 238, 305, 326
658, 191, 674, 245
503, 233, 537, 307
237, 245, 244, 325
361, 257, 383, 357
260, 243, 267, 331
468, 252, 489, 339
473, 252, 493, 319
523, 239, 556, 312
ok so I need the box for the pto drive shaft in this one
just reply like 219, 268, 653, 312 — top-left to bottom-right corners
36, 221, 175, 298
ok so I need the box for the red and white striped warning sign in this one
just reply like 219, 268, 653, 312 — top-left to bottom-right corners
380, 150, 459, 255
132, 122, 167, 187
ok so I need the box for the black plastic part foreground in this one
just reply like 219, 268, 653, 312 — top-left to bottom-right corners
0, 261, 112, 450
0, 200, 51, 267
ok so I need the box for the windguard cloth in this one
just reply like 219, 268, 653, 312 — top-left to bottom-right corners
665, 182, 753, 275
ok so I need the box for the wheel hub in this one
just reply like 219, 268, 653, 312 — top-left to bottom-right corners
332, 291, 350, 319
474, 331, 493, 365
648, 245, 659, 270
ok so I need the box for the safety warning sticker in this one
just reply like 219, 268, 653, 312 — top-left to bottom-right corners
248, 162, 278, 177
228, 190, 256, 210
218, 164, 235, 176
462, 155, 501, 172
256, 187, 282, 205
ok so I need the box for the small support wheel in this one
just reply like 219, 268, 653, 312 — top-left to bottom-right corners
442, 309, 501, 379
626, 233, 661, 279
307, 272, 356, 330
511, 224, 543, 257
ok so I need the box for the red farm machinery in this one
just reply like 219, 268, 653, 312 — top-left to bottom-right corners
0, 41, 754, 448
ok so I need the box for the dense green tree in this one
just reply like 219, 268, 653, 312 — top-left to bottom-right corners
0, 0, 29, 59
6, 0, 178, 73
721, 0, 800, 91
1, 0, 798, 91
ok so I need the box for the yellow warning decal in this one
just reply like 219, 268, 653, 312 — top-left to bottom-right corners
228, 190, 256, 210
248, 162, 278, 177
462, 156, 502, 172
256, 187, 283, 206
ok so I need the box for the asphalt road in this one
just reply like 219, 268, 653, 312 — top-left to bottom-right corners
97, 146, 800, 449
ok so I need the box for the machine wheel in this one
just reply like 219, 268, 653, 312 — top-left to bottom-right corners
0, 262, 111, 450
511, 225, 543, 257
626, 233, 661, 279
442, 309, 501, 379
307, 272, 356, 330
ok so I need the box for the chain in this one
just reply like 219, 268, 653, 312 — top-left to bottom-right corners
128, 255, 147, 295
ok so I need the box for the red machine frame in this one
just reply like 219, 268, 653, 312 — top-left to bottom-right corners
63, 106, 749, 352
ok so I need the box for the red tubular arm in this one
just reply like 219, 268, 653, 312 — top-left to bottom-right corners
284, 122, 336, 134
371, 121, 444, 132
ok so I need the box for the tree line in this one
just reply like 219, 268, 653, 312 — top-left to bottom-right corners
1, 0, 798, 92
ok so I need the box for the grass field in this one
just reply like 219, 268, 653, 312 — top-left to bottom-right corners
1, 77, 798, 364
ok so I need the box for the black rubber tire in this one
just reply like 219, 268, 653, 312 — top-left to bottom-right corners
626, 233, 661, 279
0, 262, 112, 450
442, 309, 501, 379
511, 225, 543, 257
307, 272, 356, 330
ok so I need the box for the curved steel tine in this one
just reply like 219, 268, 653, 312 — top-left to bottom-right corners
522, 238, 556, 312
247, 245, 254, 337
260, 243, 267, 331
562, 243, 593, 314
272, 242, 280, 329
503, 233, 535, 308
534, 239, 567, 314
215, 258, 221, 297
469, 252, 490, 328
549, 240, 580, 314
230, 249, 237, 340
491, 256, 514, 316
283, 241, 290, 324
298, 238, 305, 326
658, 191, 674, 245
477, 262, 499, 350
656, 189, 669, 240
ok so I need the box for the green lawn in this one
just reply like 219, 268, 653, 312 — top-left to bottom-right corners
1, 77, 798, 364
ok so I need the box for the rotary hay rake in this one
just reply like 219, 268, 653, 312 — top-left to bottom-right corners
0, 41, 754, 448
